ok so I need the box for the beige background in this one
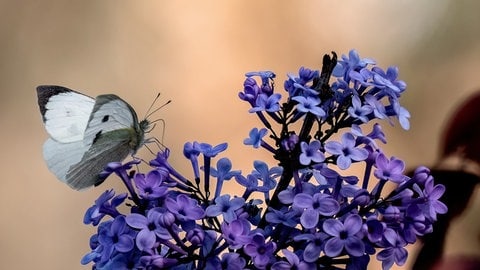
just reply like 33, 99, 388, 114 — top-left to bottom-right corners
1, 1, 480, 269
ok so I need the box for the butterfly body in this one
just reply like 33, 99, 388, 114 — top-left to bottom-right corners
37, 85, 150, 190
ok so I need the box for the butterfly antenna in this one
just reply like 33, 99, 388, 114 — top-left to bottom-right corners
144, 93, 172, 120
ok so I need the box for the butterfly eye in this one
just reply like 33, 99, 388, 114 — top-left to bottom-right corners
102, 115, 109, 122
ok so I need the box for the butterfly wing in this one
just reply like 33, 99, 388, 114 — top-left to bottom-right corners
83, 94, 140, 148
65, 129, 134, 190
42, 138, 91, 185
37, 85, 95, 143
65, 95, 144, 190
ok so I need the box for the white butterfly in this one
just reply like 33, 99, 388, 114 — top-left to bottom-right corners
37, 85, 151, 190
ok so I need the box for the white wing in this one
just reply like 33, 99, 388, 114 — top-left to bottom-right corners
42, 138, 90, 185
83, 94, 138, 147
37, 86, 95, 143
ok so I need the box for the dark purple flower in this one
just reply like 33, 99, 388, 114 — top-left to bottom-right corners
293, 193, 340, 229
186, 227, 205, 246
414, 177, 447, 221
134, 170, 169, 200
165, 194, 205, 223
205, 194, 245, 223
299, 140, 325, 165
219, 253, 247, 270
106, 251, 142, 270
294, 232, 328, 263
84, 189, 127, 226
376, 228, 408, 269
98, 216, 135, 256
265, 207, 299, 227
325, 132, 369, 169
271, 249, 315, 270
374, 153, 408, 183
126, 208, 172, 251
244, 233, 277, 269
221, 218, 252, 249
140, 254, 178, 269
363, 216, 385, 243
323, 214, 365, 257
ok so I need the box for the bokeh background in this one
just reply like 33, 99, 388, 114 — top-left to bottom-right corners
1, 1, 479, 269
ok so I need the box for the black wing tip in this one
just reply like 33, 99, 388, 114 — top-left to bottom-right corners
36, 85, 75, 120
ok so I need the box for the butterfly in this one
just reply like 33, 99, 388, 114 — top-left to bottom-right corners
37, 85, 152, 190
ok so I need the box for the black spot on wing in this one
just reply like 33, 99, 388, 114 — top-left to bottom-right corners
93, 131, 102, 144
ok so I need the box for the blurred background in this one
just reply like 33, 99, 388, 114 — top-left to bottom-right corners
1, 1, 479, 269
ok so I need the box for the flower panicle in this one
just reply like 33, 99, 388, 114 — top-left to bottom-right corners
82, 49, 446, 270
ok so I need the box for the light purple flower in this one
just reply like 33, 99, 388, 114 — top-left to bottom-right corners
205, 194, 245, 223
299, 140, 325, 165
292, 96, 326, 117
126, 209, 172, 251
293, 193, 340, 229
325, 132, 369, 169
374, 153, 408, 183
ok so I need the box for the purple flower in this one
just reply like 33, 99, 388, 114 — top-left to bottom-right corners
292, 96, 326, 117
371, 66, 406, 97
198, 142, 228, 157
376, 228, 408, 269
244, 127, 268, 148
244, 233, 277, 269
219, 253, 247, 270
205, 194, 245, 223
323, 214, 365, 257
140, 254, 178, 269
84, 189, 127, 226
293, 193, 340, 229
294, 232, 328, 263
249, 93, 282, 113
392, 98, 411, 130
325, 132, 369, 169
299, 140, 325, 165
239, 77, 261, 104
98, 216, 135, 256
348, 95, 373, 123
133, 170, 169, 200
164, 194, 205, 228
271, 249, 315, 270
333, 49, 375, 80
126, 208, 172, 251
210, 157, 241, 198
265, 207, 299, 227
221, 218, 252, 249
251, 160, 282, 193
414, 177, 448, 221
373, 153, 408, 183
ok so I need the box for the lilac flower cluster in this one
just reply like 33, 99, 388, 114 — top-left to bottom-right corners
82, 50, 447, 269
